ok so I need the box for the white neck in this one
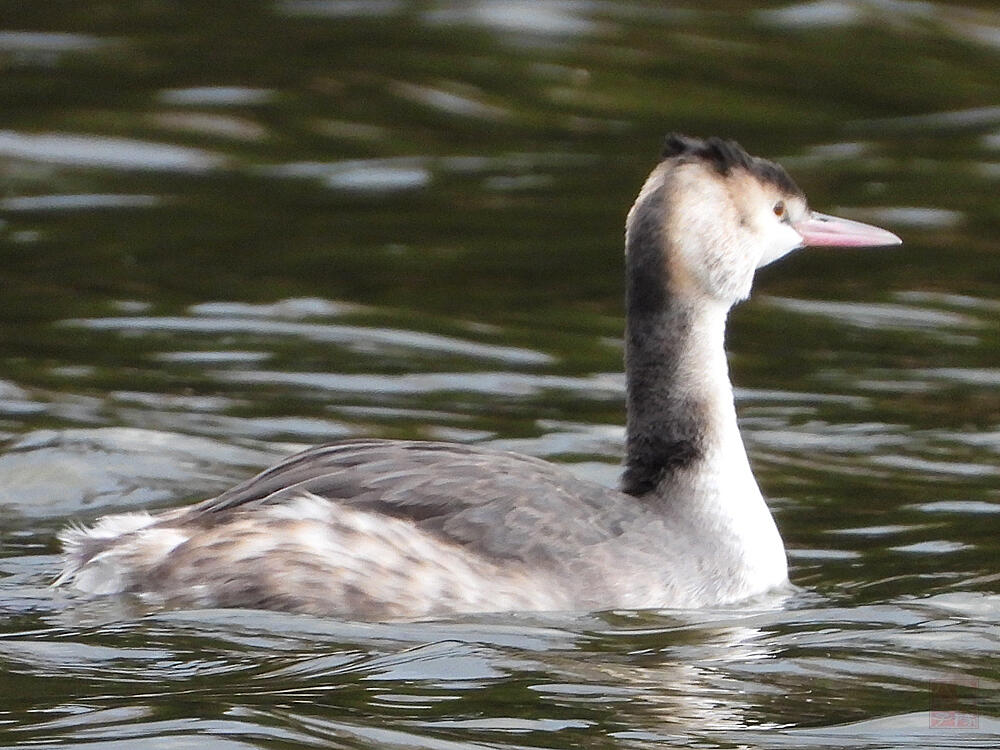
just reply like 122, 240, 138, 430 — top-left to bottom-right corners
652, 301, 786, 597
622, 175, 787, 600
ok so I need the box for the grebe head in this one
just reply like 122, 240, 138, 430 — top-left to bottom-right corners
628, 134, 901, 306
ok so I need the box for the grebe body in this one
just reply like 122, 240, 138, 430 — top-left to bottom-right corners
57, 135, 901, 618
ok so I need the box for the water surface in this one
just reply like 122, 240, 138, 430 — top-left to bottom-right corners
1, 2, 998, 748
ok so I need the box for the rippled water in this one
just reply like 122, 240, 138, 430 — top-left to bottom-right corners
1, 1, 998, 748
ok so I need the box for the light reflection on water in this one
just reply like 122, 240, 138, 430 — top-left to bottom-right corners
1, 0, 998, 748
0, 131, 226, 172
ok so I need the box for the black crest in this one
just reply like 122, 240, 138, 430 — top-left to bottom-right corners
661, 133, 802, 197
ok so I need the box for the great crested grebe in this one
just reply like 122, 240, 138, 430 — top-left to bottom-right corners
56, 135, 901, 618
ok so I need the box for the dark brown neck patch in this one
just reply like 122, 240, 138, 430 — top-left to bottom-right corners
622, 177, 706, 497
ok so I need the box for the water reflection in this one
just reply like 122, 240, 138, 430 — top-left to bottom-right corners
64, 307, 554, 363
0, 30, 107, 68
0, 194, 161, 212
765, 296, 982, 332
157, 87, 276, 107
0, 428, 280, 517
0, 131, 225, 171
423, 1, 603, 37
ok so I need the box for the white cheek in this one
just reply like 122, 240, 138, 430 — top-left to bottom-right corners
756, 222, 804, 268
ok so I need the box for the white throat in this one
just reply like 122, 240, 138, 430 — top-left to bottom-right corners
660, 301, 787, 596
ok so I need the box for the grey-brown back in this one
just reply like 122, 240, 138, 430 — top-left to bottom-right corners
180, 439, 637, 569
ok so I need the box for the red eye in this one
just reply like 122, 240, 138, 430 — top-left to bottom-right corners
773, 201, 786, 218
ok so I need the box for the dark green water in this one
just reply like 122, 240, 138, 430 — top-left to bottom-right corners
0, 1, 998, 748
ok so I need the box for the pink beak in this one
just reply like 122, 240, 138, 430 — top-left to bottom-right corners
793, 212, 902, 248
